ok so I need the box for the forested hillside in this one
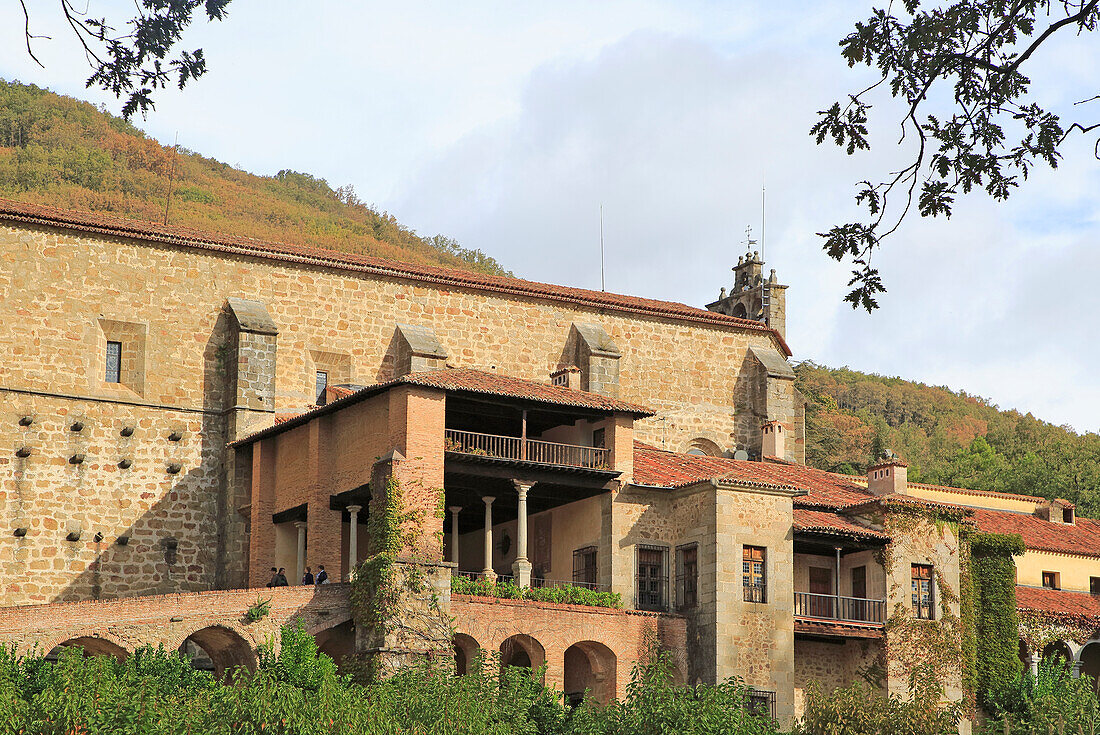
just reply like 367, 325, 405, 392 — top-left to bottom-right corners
797, 362, 1100, 516
0, 79, 508, 274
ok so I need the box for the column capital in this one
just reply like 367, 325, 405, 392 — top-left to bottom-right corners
346, 504, 362, 514
448, 505, 463, 514
482, 495, 496, 506
512, 480, 533, 498
294, 521, 307, 530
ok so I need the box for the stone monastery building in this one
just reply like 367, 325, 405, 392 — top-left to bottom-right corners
2, 198, 1100, 725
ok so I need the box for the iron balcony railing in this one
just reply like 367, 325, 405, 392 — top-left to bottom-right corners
444, 429, 611, 470
793, 591, 886, 624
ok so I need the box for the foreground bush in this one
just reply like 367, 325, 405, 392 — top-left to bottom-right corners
0, 626, 776, 735
980, 658, 1100, 735
796, 666, 961, 735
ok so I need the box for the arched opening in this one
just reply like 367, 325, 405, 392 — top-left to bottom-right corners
179, 625, 257, 679
500, 634, 545, 675
731, 303, 747, 319
683, 437, 722, 457
563, 640, 617, 706
314, 620, 355, 673
1079, 642, 1100, 684
46, 636, 128, 663
1041, 640, 1073, 668
453, 633, 480, 675
1018, 639, 1031, 667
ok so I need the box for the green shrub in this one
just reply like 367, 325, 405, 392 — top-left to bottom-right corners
451, 576, 622, 609
981, 657, 1100, 734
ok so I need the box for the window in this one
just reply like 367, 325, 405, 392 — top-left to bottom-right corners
747, 689, 776, 719
1091, 577, 1100, 596
105, 341, 122, 383
1042, 571, 1060, 590
636, 545, 668, 611
677, 544, 698, 610
743, 546, 766, 603
851, 565, 867, 599
573, 546, 598, 588
912, 564, 935, 619
315, 370, 329, 405
592, 427, 605, 449
1064, 507, 1075, 524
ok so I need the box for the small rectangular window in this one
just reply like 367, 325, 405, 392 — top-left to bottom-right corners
1091, 577, 1100, 596
636, 545, 668, 611
743, 546, 767, 603
1064, 507, 1075, 524
1042, 571, 1060, 590
315, 370, 329, 405
677, 543, 698, 610
747, 689, 776, 719
573, 546, 598, 588
105, 341, 122, 383
912, 564, 934, 619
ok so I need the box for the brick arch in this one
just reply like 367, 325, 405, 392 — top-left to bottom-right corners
178, 624, 258, 678
500, 634, 545, 671
564, 640, 616, 705
1078, 640, 1100, 681
454, 633, 480, 675
304, 611, 353, 638
47, 634, 129, 662
313, 619, 355, 671
1042, 640, 1074, 666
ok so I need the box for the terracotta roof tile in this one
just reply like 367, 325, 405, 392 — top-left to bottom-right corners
0, 197, 790, 354
906, 481, 1044, 505
1016, 585, 1100, 619
793, 508, 890, 541
972, 508, 1100, 559
631, 443, 875, 506
232, 367, 652, 446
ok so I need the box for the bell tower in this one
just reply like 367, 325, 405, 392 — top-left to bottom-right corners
706, 229, 787, 339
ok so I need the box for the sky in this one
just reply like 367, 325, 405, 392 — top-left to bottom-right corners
1, 1, 1099, 432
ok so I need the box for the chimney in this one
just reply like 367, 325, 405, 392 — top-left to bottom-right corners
1040, 498, 1075, 525
761, 420, 785, 460
867, 453, 908, 496
550, 365, 581, 390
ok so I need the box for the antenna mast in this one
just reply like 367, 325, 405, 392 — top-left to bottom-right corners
760, 181, 766, 263
600, 204, 606, 292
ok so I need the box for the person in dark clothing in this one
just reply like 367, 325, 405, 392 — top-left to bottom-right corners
315, 565, 329, 585
275, 567, 289, 587
302, 566, 314, 585
266, 567, 280, 588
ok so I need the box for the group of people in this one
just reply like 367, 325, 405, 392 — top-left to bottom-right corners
265, 564, 329, 587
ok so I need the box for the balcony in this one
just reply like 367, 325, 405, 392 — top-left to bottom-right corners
794, 591, 886, 625
445, 428, 610, 470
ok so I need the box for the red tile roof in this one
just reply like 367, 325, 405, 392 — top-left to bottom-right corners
1016, 585, 1100, 619
0, 198, 790, 354
972, 508, 1100, 559
232, 367, 652, 446
906, 481, 1043, 505
793, 508, 890, 541
631, 443, 875, 506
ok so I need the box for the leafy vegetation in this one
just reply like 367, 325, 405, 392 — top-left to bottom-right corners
980, 658, 1100, 735
968, 533, 1026, 712
452, 575, 623, 609
0, 625, 777, 735
797, 362, 1100, 516
0, 79, 509, 276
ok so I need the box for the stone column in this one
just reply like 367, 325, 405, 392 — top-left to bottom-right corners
482, 496, 496, 580
347, 505, 362, 581
449, 506, 463, 567
295, 521, 307, 585
512, 481, 533, 587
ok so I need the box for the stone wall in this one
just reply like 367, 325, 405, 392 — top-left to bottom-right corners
794, 638, 884, 717
0, 219, 800, 605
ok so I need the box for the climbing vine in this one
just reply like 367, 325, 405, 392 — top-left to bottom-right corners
969, 532, 1025, 712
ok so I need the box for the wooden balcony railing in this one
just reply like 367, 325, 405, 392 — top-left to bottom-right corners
794, 591, 886, 625
444, 429, 611, 470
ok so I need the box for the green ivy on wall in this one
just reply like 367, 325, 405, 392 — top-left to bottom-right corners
969, 531, 1025, 713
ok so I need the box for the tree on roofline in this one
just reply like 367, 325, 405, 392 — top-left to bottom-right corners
813, 0, 1099, 311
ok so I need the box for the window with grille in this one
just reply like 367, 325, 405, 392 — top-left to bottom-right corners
105, 341, 122, 383
315, 370, 329, 405
677, 543, 698, 610
743, 546, 766, 603
636, 545, 668, 611
911, 564, 935, 619
747, 689, 776, 719
573, 546, 598, 588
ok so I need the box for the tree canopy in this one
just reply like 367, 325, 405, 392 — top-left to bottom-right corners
19, 0, 233, 118
813, 0, 1099, 310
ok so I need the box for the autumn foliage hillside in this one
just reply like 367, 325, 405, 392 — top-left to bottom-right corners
797, 362, 1100, 516
0, 79, 508, 275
